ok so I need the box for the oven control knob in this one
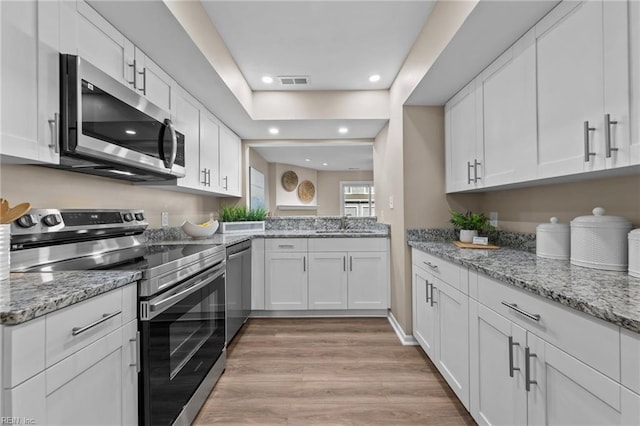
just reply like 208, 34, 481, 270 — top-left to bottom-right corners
135, 213, 145, 221
16, 215, 36, 228
42, 214, 61, 227
123, 213, 134, 222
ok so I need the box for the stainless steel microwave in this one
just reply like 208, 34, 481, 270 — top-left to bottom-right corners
56, 54, 186, 182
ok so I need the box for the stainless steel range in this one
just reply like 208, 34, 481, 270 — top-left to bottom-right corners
11, 209, 227, 426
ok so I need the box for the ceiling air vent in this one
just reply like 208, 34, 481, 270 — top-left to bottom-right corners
278, 76, 309, 86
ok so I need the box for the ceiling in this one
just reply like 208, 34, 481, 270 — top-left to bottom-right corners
202, 1, 435, 91
250, 142, 374, 171
88, 0, 561, 171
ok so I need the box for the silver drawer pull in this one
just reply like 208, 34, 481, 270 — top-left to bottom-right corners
501, 301, 540, 322
508, 336, 521, 377
278, 244, 295, 248
72, 311, 121, 336
525, 346, 538, 392
423, 261, 438, 271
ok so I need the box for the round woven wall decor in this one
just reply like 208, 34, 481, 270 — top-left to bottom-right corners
297, 180, 315, 203
281, 171, 298, 192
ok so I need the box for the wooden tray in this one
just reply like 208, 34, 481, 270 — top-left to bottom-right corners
453, 241, 500, 250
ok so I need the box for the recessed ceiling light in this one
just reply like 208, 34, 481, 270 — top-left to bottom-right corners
261, 76, 274, 84
268, 127, 279, 135
369, 74, 381, 83
322, 162, 328, 166
305, 158, 311, 162
338, 127, 349, 134
125, 129, 136, 135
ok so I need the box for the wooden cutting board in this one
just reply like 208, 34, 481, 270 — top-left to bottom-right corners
453, 241, 500, 250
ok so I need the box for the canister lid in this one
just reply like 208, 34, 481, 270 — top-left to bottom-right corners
629, 228, 640, 241
570, 207, 632, 229
536, 217, 569, 232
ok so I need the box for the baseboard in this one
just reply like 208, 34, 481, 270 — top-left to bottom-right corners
387, 311, 419, 346
250, 309, 388, 318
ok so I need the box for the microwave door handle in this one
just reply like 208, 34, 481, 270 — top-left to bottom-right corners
167, 119, 177, 170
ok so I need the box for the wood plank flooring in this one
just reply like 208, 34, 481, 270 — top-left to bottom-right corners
194, 318, 476, 425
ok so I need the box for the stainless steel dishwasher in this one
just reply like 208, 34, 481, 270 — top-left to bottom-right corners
226, 239, 252, 343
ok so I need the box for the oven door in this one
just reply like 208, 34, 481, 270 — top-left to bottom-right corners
139, 261, 225, 426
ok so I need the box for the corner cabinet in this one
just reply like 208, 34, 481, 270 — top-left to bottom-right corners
0, 0, 60, 164
1, 284, 139, 425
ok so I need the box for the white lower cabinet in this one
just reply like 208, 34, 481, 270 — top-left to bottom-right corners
265, 251, 308, 310
1, 284, 138, 425
308, 252, 348, 309
347, 251, 388, 309
412, 266, 437, 359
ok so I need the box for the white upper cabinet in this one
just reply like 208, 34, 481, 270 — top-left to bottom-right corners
1, 0, 60, 164
445, 79, 483, 193
535, 0, 629, 177
134, 47, 172, 113
480, 31, 537, 187
200, 111, 221, 192
172, 86, 201, 190
219, 126, 242, 196
630, 0, 640, 164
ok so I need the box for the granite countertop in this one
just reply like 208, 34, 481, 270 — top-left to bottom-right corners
408, 240, 640, 334
0, 270, 141, 325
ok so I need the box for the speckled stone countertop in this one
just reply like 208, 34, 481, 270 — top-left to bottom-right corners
0, 270, 141, 325
408, 240, 640, 334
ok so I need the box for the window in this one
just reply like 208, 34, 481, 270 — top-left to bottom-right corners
340, 181, 375, 217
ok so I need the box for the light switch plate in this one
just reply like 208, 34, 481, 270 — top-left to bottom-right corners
161, 212, 169, 227
389, 196, 394, 209
490, 211, 498, 228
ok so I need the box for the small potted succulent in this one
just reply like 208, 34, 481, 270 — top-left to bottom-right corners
449, 210, 493, 243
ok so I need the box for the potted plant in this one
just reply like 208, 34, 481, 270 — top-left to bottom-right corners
449, 210, 493, 243
218, 205, 268, 233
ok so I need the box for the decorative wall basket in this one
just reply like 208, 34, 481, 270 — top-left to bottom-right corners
281, 171, 298, 192
297, 180, 316, 203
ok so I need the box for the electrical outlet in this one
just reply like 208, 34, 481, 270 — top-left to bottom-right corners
490, 211, 498, 228
161, 212, 169, 227
389, 196, 394, 209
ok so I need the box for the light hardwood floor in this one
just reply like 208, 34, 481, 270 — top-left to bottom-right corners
194, 318, 476, 425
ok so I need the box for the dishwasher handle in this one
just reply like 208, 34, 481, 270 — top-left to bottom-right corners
228, 247, 251, 261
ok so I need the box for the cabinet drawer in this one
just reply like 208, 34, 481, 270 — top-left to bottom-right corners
46, 288, 123, 367
477, 274, 620, 381
266, 238, 308, 252
308, 238, 388, 252
412, 249, 468, 294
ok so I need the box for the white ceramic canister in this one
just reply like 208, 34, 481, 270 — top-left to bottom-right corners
536, 217, 570, 260
570, 207, 632, 271
629, 229, 640, 278
0, 224, 9, 280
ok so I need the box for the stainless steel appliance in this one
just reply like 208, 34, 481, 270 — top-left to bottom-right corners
225, 240, 251, 343
56, 54, 186, 182
10, 209, 226, 426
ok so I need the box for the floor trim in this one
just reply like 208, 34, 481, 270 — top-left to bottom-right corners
387, 311, 419, 346
250, 309, 388, 318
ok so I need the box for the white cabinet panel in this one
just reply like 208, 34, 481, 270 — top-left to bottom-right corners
135, 47, 172, 112
308, 252, 348, 309
173, 87, 201, 189
3, 371, 46, 423
630, 0, 640, 164
412, 265, 437, 359
265, 252, 308, 310
2, 317, 45, 388
219, 126, 241, 196
251, 238, 265, 310
200, 111, 221, 191
347, 251, 388, 309
121, 321, 138, 426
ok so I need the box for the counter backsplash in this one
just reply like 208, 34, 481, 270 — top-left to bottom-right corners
407, 228, 537, 253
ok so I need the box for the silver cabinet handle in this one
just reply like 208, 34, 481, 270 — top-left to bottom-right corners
474, 159, 481, 183
349, 256, 353, 272
467, 161, 473, 184
138, 67, 147, 96
501, 301, 540, 322
207, 169, 211, 187
425, 280, 430, 304
127, 60, 137, 89
423, 261, 438, 271
429, 283, 437, 307
129, 331, 140, 373
278, 244, 294, 249
604, 114, 619, 158
343, 256, 346, 272
303, 255, 306, 272
508, 336, 521, 377
525, 346, 538, 392
584, 121, 596, 162
48, 113, 59, 153
201, 169, 208, 186
223, 176, 229, 190
72, 311, 121, 336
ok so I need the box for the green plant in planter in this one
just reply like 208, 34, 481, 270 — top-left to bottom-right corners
246, 207, 268, 221
219, 205, 268, 222
449, 210, 494, 232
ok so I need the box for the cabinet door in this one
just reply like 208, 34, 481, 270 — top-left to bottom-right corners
3, 371, 46, 423
122, 320, 138, 426
628, 0, 640, 164
265, 252, 308, 310
435, 279, 470, 409
200, 111, 221, 191
536, 1, 605, 177
412, 265, 437, 359
219, 126, 241, 196
481, 31, 537, 187
76, 1, 135, 87
527, 333, 634, 426
347, 251, 388, 309
46, 328, 123, 426
173, 87, 201, 189
445, 80, 482, 192
308, 252, 348, 309
135, 47, 173, 113
469, 302, 527, 426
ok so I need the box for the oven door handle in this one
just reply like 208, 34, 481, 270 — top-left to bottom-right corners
149, 263, 225, 315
